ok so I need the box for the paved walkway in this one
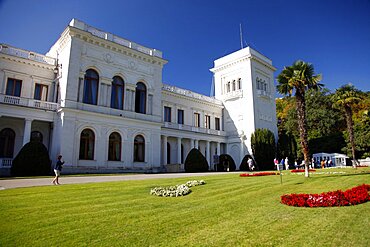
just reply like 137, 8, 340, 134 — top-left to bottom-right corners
0, 172, 234, 190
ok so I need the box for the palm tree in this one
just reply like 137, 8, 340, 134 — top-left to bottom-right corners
277, 60, 322, 177
331, 84, 363, 167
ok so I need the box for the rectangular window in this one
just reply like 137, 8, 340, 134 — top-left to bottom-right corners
34, 83, 48, 101
164, 106, 171, 122
215, 117, 220, 130
194, 113, 200, 127
178, 109, 184, 124
6, 78, 22, 97
205, 115, 211, 129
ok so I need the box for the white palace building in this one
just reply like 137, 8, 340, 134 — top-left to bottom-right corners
0, 19, 277, 174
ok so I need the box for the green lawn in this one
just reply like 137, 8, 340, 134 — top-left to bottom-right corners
0, 168, 369, 247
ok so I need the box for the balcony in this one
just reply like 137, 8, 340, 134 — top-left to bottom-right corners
0, 158, 12, 168
221, 89, 243, 101
0, 94, 59, 111
162, 122, 226, 136
257, 90, 272, 99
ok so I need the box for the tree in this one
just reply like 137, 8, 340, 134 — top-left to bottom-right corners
11, 142, 51, 176
277, 60, 322, 177
184, 148, 208, 172
331, 84, 364, 167
251, 129, 276, 170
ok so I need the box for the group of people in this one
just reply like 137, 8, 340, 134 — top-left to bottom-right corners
274, 157, 289, 171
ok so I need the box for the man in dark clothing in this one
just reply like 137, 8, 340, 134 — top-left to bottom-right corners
52, 155, 64, 185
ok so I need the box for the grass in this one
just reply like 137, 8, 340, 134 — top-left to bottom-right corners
0, 168, 369, 246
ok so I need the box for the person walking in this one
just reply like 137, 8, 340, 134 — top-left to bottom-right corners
285, 157, 289, 170
52, 154, 64, 185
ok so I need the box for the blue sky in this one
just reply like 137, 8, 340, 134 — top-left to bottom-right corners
0, 0, 369, 96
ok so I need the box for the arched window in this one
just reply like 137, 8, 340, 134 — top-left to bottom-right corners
0, 128, 15, 158
31, 131, 43, 143
79, 129, 95, 160
134, 135, 145, 162
135, 82, 147, 114
238, 78, 242, 90
166, 142, 171, 164
111, 76, 124, 110
108, 132, 121, 161
227, 82, 230, 93
83, 69, 99, 105
232, 80, 236, 91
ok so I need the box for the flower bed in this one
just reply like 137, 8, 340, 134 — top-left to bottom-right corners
240, 172, 278, 177
150, 180, 205, 197
291, 169, 316, 173
281, 184, 370, 207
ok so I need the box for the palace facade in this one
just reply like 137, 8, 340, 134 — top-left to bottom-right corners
0, 19, 277, 174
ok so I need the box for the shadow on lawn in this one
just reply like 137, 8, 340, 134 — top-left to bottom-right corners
312, 171, 370, 179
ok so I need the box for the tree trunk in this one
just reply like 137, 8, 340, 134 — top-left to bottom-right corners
296, 92, 310, 177
345, 106, 357, 168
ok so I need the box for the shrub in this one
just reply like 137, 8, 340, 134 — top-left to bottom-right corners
251, 129, 276, 170
184, 148, 208, 172
11, 142, 51, 176
217, 154, 236, 171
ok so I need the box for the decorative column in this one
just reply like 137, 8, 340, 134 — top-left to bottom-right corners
162, 135, 167, 165
23, 118, 33, 146
190, 139, 194, 149
195, 139, 199, 149
217, 142, 221, 156
131, 90, 136, 112
206, 141, 210, 168
177, 137, 182, 164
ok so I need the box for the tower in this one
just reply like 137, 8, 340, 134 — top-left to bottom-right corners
210, 47, 277, 167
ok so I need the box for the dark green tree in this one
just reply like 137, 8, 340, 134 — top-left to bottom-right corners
184, 148, 208, 172
251, 129, 276, 170
11, 142, 51, 176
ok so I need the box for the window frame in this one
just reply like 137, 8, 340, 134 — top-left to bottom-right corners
83, 69, 99, 105
177, 109, 184, 125
108, 132, 122, 161
6, 78, 22, 97
111, 76, 125, 110
134, 135, 145, 162
194, 113, 200, 127
34, 83, 48, 101
0, 128, 16, 158
164, 106, 171, 122
215, 117, 220, 131
79, 129, 95, 160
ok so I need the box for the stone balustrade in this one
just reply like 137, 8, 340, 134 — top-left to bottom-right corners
0, 94, 59, 111
0, 44, 56, 65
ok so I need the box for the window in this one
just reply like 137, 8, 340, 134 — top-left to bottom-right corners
108, 132, 121, 161
6, 78, 22, 97
215, 117, 220, 130
111, 76, 124, 110
205, 115, 211, 129
164, 106, 171, 122
194, 113, 200, 127
83, 69, 99, 105
0, 128, 15, 158
134, 135, 145, 162
166, 142, 171, 164
178, 109, 184, 124
135, 82, 147, 114
79, 129, 95, 160
34, 84, 48, 101
31, 131, 43, 143
227, 82, 230, 93
238, 78, 242, 90
232, 80, 236, 91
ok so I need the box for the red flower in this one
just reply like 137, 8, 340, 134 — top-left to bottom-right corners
291, 169, 316, 173
240, 172, 278, 177
281, 184, 370, 207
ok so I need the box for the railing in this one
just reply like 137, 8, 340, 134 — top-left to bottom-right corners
0, 44, 56, 65
162, 84, 223, 105
0, 94, 59, 111
162, 122, 226, 136
221, 89, 243, 101
70, 19, 163, 58
0, 158, 13, 168
257, 90, 272, 99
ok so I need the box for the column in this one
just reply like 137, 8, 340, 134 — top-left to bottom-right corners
240, 138, 245, 167
217, 142, 221, 156
131, 90, 136, 112
162, 135, 167, 165
195, 139, 199, 149
190, 139, 194, 149
206, 141, 210, 167
23, 118, 33, 146
177, 137, 182, 164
